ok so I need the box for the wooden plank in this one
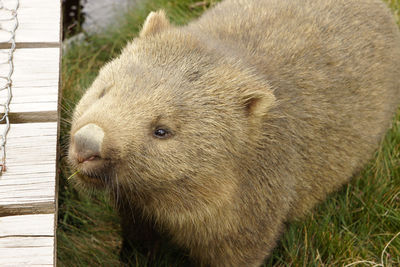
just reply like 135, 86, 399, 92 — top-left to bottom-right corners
0, 214, 54, 236
0, 214, 54, 266
0, 0, 61, 44
0, 48, 59, 121
0, 237, 54, 266
0, 1, 61, 265
0, 122, 57, 217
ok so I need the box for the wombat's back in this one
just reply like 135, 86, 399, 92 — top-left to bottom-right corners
190, 0, 400, 216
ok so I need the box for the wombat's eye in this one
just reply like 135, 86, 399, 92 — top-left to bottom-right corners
154, 128, 170, 139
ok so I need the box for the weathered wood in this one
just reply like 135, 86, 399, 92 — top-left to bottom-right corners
0, 214, 54, 236
0, 237, 54, 266
0, 0, 62, 265
0, 48, 60, 121
0, 202, 55, 217
6, 112, 58, 124
0, 0, 61, 44
0, 214, 54, 266
0, 122, 57, 217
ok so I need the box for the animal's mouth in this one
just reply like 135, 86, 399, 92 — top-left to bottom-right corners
73, 158, 114, 187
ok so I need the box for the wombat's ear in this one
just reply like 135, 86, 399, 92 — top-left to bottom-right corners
241, 87, 275, 121
140, 10, 170, 37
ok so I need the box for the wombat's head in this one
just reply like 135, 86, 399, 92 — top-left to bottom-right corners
68, 11, 275, 195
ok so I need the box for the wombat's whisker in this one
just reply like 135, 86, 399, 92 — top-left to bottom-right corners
59, 118, 72, 126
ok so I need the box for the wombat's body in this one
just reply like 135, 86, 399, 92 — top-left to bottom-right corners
69, 0, 400, 266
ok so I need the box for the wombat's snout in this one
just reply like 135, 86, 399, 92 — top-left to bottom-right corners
70, 123, 104, 164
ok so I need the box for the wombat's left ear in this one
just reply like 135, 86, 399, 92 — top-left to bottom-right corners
140, 10, 170, 37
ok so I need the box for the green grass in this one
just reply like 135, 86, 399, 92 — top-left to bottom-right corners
58, 0, 400, 266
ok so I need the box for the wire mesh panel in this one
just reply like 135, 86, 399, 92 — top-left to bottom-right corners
0, 0, 18, 172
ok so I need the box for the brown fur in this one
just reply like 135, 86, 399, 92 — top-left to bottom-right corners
68, 0, 400, 266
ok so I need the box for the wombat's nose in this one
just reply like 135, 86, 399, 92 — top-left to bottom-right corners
72, 123, 104, 163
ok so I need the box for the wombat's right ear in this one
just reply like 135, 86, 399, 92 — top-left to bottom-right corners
140, 10, 170, 37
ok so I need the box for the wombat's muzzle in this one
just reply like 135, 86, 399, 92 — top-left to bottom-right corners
70, 123, 104, 164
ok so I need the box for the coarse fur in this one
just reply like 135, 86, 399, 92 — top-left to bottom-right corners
68, 0, 400, 266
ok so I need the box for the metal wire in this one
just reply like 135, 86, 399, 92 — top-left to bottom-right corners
0, 0, 18, 173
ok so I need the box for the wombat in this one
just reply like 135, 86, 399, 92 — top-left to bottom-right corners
68, 0, 400, 266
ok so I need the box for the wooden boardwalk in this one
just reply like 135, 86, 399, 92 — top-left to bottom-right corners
0, 0, 61, 266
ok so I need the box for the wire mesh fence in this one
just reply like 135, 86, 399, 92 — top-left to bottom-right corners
0, 0, 18, 172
